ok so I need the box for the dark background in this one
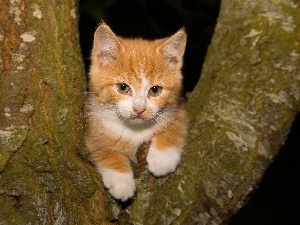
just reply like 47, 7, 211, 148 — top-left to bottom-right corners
79, 0, 219, 93
79, 1, 300, 224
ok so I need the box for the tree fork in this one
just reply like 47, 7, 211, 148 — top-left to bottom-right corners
1, 0, 299, 224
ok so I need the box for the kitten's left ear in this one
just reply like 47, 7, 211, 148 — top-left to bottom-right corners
158, 29, 187, 68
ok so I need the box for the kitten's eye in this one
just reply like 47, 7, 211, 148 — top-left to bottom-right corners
149, 86, 163, 97
116, 83, 131, 94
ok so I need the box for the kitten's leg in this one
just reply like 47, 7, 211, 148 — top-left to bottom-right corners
92, 151, 135, 201
147, 111, 187, 177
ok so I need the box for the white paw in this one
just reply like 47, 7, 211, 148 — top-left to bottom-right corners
101, 169, 136, 201
146, 146, 182, 177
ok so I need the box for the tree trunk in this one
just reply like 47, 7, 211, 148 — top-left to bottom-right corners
116, 0, 300, 224
0, 0, 110, 224
1, 0, 299, 225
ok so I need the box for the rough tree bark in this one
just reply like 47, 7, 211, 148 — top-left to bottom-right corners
117, 0, 300, 224
119, 0, 300, 224
0, 0, 299, 225
0, 0, 109, 224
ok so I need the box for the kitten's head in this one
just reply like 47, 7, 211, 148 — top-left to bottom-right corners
89, 23, 186, 126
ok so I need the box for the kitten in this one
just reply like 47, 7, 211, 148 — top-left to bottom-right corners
85, 23, 188, 201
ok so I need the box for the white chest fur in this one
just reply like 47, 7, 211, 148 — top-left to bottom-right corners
91, 104, 158, 145
101, 117, 156, 145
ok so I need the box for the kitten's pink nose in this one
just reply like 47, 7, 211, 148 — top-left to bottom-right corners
133, 105, 146, 115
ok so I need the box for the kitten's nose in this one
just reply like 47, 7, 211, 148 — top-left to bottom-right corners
133, 105, 146, 115
133, 97, 146, 115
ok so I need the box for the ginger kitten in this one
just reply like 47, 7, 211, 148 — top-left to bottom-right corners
85, 23, 188, 201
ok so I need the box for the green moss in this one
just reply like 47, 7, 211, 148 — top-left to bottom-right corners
0, 0, 110, 224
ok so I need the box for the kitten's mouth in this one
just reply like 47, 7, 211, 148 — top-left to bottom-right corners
129, 114, 154, 123
116, 110, 156, 125
130, 115, 145, 121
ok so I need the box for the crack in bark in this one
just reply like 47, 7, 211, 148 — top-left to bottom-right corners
39, 80, 53, 142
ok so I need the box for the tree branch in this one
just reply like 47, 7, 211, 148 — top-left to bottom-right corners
115, 0, 300, 224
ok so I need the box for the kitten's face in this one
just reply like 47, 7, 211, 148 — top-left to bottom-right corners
89, 24, 186, 126
113, 72, 169, 123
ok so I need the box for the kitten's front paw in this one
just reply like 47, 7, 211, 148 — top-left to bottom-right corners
101, 169, 136, 201
146, 146, 182, 177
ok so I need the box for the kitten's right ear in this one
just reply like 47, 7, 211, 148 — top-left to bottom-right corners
157, 29, 187, 68
92, 23, 121, 65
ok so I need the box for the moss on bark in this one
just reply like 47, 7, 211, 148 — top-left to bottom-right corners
0, 0, 111, 224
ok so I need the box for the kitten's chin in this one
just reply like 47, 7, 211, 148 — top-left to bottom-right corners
129, 116, 149, 124
123, 115, 155, 128
129, 117, 147, 124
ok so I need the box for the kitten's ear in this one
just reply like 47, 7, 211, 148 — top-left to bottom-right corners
92, 23, 121, 65
158, 29, 187, 68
